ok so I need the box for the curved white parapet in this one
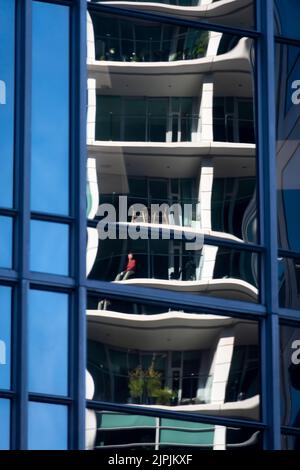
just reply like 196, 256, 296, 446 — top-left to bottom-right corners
87, 309, 259, 349
86, 371, 97, 450
125, 395, 260, 421
87, 158, 99, 220
87, 227, 99, 277
116, 221, 245, 244
88, 140, 255, 154
113, 278, 258, 302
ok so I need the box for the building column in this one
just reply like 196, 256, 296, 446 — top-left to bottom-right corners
196, 161, 218, 280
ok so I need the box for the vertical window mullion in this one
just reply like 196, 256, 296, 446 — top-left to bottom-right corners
256, 0, 281, 450
71, 0, 87, 451
13, 0, 33, 450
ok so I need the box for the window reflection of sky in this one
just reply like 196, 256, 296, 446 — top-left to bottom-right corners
28, 290, 69, 397
0, 0, 15, 208
28, 402, 68, 450
0, 287, 11, 390
0, 399, 10, 450
31, 2, 70, 215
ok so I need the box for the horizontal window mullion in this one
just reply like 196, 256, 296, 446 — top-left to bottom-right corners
0, 208, 17, 217
0, 270, 18, 283
0, 390, 16, 399
31, 211, 75, 225
28, 393, 73, 406
281, 426, 300, 436
275, 35, 300, 47
278, 249, 300, 260
28, 275, 76, 291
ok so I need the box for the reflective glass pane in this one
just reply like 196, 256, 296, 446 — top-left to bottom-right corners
28, 402, 68, 450
274, 0, 300, 41
31, 1, 70, 215
276, 43, 300, 253
86, 409, 262, 450
278, 256, 300, 310
281, 324, 300, 427
90, 1, 255, 30
0, 399, 10, 450
282, 434, 300, 450
87, 296, 260, 420
0, 286, 11, 390
28, 290, 68, 396
0, 0, 15, 208
30, 220, 69, 276
0, 216, 13, 269
87, 13, 258, 303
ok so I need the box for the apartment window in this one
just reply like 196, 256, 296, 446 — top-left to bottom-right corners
96, 96, 197, 142
213, 97, 255, 144
90, 13, 210, 62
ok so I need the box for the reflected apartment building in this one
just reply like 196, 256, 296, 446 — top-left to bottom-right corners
86, 0, 260, 449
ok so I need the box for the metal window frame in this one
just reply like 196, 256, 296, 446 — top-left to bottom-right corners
0, 0, 298, 451
0, 0, 87, 450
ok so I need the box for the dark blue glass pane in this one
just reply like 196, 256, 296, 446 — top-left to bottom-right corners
30, 220, 69, 275
274, 0, 300, 41
31, 2, 70, 215
28, 290, 68, 396
0, 216, 12, 268
0, 287, 11, 390
28, 402, 68, 450
276, 43, 300, 253
0, 0, 15, 208
0, 399, 10, 450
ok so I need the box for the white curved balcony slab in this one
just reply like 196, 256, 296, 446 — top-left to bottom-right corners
87, 309, 258, 349
115, 221, 244, 244
97, 0, 252, 30
113, 278, 258, 302
88, 141, 255, 156
124, 394, 260, 421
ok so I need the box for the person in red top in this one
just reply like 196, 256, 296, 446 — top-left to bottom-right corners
115, 253, 136, 281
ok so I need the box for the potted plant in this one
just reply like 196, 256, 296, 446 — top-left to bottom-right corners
145, 362, 162, 404
155, 388, 175, 406
128, 366, 144, 404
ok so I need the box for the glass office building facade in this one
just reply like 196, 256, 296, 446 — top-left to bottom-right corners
0, 0, 300, 450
